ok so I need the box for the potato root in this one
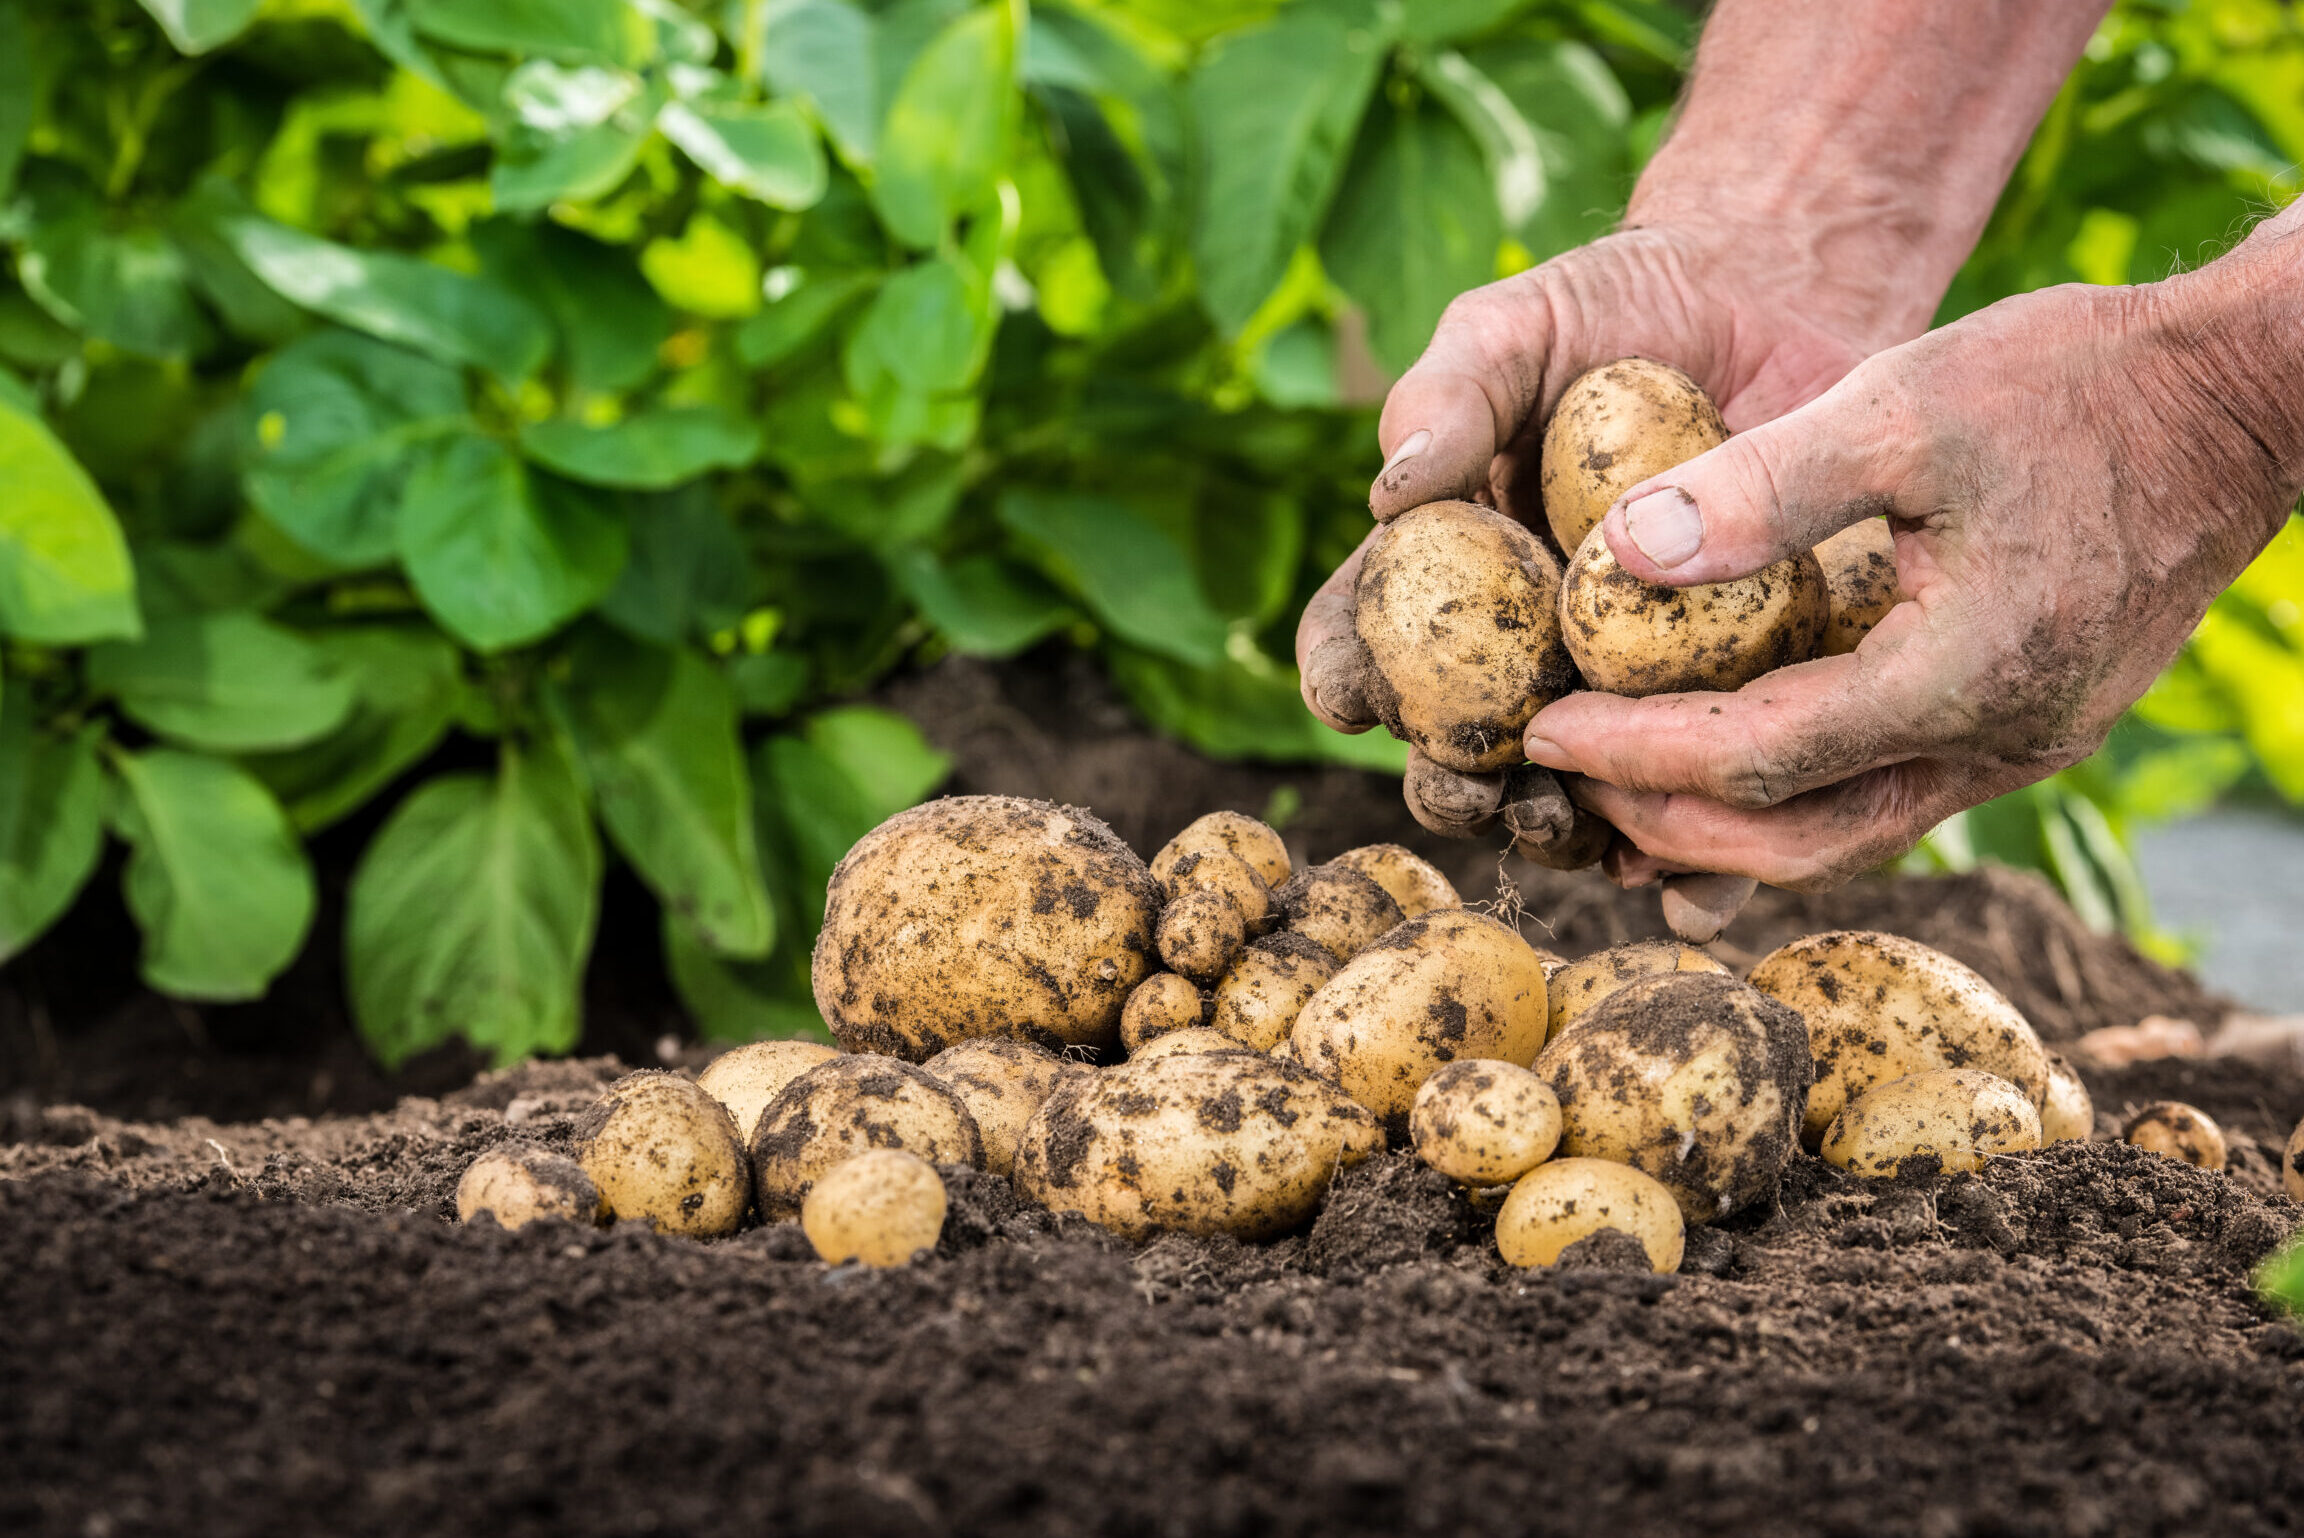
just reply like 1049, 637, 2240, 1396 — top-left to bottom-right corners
1151, 810, 1291, 890
2040, 1052, 2095, 1145
1409, 1059, 1561, 1186
1120, 972, 1208, 1053
1209, 932, 1337, 1052
800, 1150, 947, 1267
697, 1039, 842, 1144
1274, 861, 1405, 963
1330, 843, 1459, 917
1815, 517, 1901, 656
1546, 939, 1730, 1042
752, 1056, 984, 1218
1495, 1157, 1685, 1273
575, 1071, 751, 1238
1538, 358, 1728, 556
2123, 1101, 2227, 1171
1560, 522, 1828, 697
923, 1037, 1082, 1177
1821, 1069, 2042, 1177
456, 1145, 603, 1230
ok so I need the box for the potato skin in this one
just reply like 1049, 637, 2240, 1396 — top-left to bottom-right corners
1354, 500, 1579, 773
1560, 523, 1828, 697
1410, 1059, 1561, 1186
923, 1037, 1082, 1177
1152, 811, 1291, 890
2285, 1117, 2303, 1203
457, 1146, 603, 1230
1157, 886, 1250, 984
801, 1150, 947, 1267
752, 1055, 984, 1218
1209, 931, 1337, 1052
575, 1072, 751, 1238
1130, 1027, 1258, 1062
811, 795, 1161, 1061
1292, 908, 1549, 1134
1160, 847, 1273, 930
2122, 1101, 2226, 1170
2040, 1052, 2094, 1145
1120, 972, 1208, 1053
696, 1040, 842, 1144
1495, 1157, 1684, 1273
1329, 844, 1459, 917
1546, 939, 1730, 1042
1748, 930, 2050, 1149
1815, 517, 1901, 656
1537, 973, 1811, 1222
1539, 358, 1728, 556
1274, 861, 1405, 963
1821, 1069, 2042, 1177
1013, 1052, 1382, 1240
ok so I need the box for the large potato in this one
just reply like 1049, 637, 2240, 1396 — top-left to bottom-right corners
1353, 500, 1579, 773
812, 796, 1161, 1060
2040, 1052, 2094, 1145
1546, 939, 1730, 1042
1495, 1157, 1684, 1273
1820, 1069, 2041, 1177
1292, 908, 1548, 1134
801, 1150, 947, 1267
1538, 357, 1728, 556
1329, 843, 1459, 917
1120, 972, 1207, 1053
2123, 1101, 2226, 1170
1560, 523, 1828, 697
1409, 1059, 1561, 1185
1013, 1051, 1380, 1239
1536, 973, 1811, 1222
923, 1037, 1082, 1177
1151, 811, 1291, 890
575, 1071, 751, 1238
457, 1145, 604, 1230
1748, 930, 2050, 1148
752, 1055, 984, 1218
1275, 861, 1405, 963
1209, 932, 1337, 1052
1815, 517, 1900, 656
697, 1039, 842, 1143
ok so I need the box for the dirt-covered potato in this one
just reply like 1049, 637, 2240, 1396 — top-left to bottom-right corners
1495, 1157, 1685, 1273
1500, 765, 1612, 872
1546, 939, 1731, 1042
697, 1040, 842, 1143
2286, 1116, 2303, 1202
1409, 1059, 1561, 1186
1538, 358, 1729, 556
1815, 517, 1900, 656
1352, 500, 1579, 773
1560, 522, 1829, 697
1130, 1027, 1257, 1062
1293, 908, 1548, 1133
575, 1071, 750, 1238
1157, 886, 1250, 984
1536, 973, 1811, 1222
1820, 1069, 2042, 1177
1329, 844, 1459, 917
2040, 1052, 2094, 1145
1748, 930, 2051, 1148
752, 1055, 984, 1218
1151, 810, 1291, 891
800, 1150, 947, 1267
1120, 972, 1208, 1053
1274, 861, 1406, 963
1159, 846, 1273, 931
812, 795, 1161, 1060
1400, 748, 1505, 839
2123, 1101, 2226, 1170
1209, 932, 1337, 1052
923, 1037, 1081, 1177
456, 1145, 603, 1230
1016, 1052, 1381, 1239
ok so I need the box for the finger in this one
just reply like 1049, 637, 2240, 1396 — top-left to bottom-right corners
1367, 285, 1548, 519
1295, 527, 1381, 731
1660, 874, 1756, 944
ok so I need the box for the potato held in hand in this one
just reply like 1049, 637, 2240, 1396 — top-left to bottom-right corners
1560, 522, 1828, 697
753, 1056, 983, 1218
1539, 358, 1729, 555
576, 1072, 751, 1238
1821, 1069, 2041, 1177
1815, 517, 1901, 656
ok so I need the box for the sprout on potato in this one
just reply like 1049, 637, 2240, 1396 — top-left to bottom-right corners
2039, 1052, 2094, 1145
800, 1150, 947, 1267
752, 1055, 984, 1218
1409, 1059, 1561, 1186
1815, 517, 1901, 656
1274, 861, 1406, 964
1559, 522, 1828, 697
1545, 939, 1730, 1042
1209, 932, 1336, 1052
1495, 1157, 1685, 1274
2122, 1101, 2227, 1171
575, 1071, 751, 1238
1820, 1069, 2042, 1177
1120, 972, 1209, 1054
456, 1145, 603, 1230
1151, 810, 1291, 891
923, 1036, 1082, 1177
696, 1039, 842, 1144
1538, 358, 1728, 556
1329, 843, 1459, 917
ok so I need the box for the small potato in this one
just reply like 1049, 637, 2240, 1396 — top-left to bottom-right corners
1329, 843, 1459, 917
2285, 1117, 2302, 1202
1131, 1027, 1257, 1062
1537, 973, 1811, 1222
1815, 517, 1901, 656
2040, 1052, 2094, 1145
697, 1039, 842, 1143
1161, 847, 1274, 933
801, 1150, 947, 1267
1293, 908, 1548, 1134
1821, 1069, 2042, 1177
1151, 810, 1291, 890
1499, 765, 1612, 872
1410, 1059, 1561, 1185
1749, 930, 2051, 1148
1495, 1157, 1685, 1274
1014, 1052, 1381, 1240
1559, 522, 1829, 697
753, 1055, 984, 1218
1546, 939, 1730, 1042
575, 1071, 751, 1238
923, 1037, 1082, 1177
1538, 357, 1728, 556
1121, 972, 1208, 1052
2123, 1101, 2226, 1171
1209, 932, 1337, 1052
1274, 861, 1406, 963
1401, 748, 1504, 839
1157, 886, 1250, 983
457, 1145, 603, 1230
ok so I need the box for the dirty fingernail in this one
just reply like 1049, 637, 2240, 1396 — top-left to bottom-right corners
1624, 487, 1704, 569
1379, 429, 1432, 478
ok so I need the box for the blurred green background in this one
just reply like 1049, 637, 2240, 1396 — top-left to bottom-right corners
1, 0, 2299, 1064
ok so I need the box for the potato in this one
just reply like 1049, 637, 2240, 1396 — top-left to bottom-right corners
1292, 908, 1548, 1134
696, 1039, 842, 1143
1495, 1157, 1685, 1273
1500, 765, 1612, 872
1815, 516, 1900, 656
1120, 971, 1208, 1053
752, 1055, 984, 1218
1748, 930, 2051, 1149
1820, 1069, 2042, 1177
2123, 1101, 2226, 1171
1401, 748, 1504, 839
1546, 939, 1730, 1042
1013, 1051, 1381, 1240
2285, 1116, 2303, 1202
1209, 932, 1337, 1052
1157, 886, 1250, 983
456, 1145, 603, 1230
1352, 500, 1579, 773
1274, 861, 1405, 963
1159, 846, 1273, 931
1409, 1059, 1561, 1185
574, 1071, 750, 1238
800, 1150, 947, 1267
1537, 972, 1811, 1221
1538, 357, 1728, 556
812, 795, 1161, 1060
1560, 522, 1828, 697
1152, 810, 1291, 891
1329, 843, 1459, 917
923, 1037, 1081, 1177
1130, 1027, 1257, 1062
2040, 1052, 2094, 1145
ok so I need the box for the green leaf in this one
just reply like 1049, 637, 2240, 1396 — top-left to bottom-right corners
801, 704, 953, 820
2259, 1238, 2304, 1319
407, 0, 643, 63
872, 4, 1018, 247
472, 220, 671, 394
554, 630, 773, 956
88, 611, 356, 754
757, 0, 879, 164
243, 330, 469, 567
0, 397, 141, 644
494, 104, 654, 212
598, 487, 753, 644
662, 911, 832, 1042
996, 487, 1229, 666
757, 705, 949, 920
1460, 36, 1630, 259
0, 690, 104, 964
137, 0, 263, 54
797, 452, 964, 548
734, 268, 878, 368
398, 433, 629, 652
1108, 644, 1412, 771
0, 2, 30, 197
519, 404, 761, 489
660, 99, 828, 208
1401, 0, 1529, 44
108, 748, 315, 1001
242, 626, 465, 833
841, 256, 991, 397
348, 736, 600, 1066
639, 211, 762, 318
19, 216, 207, 360
887, 547, 1072, 656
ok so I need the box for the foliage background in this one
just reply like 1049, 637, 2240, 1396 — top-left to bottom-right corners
0, 0, 2298, 1063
